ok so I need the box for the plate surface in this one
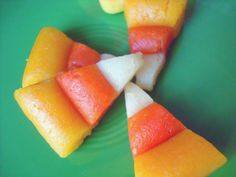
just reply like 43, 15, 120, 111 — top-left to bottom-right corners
0, 0, 235, 177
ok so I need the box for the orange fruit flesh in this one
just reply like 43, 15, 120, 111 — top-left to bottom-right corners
22, 27, 73, 87
134, 129, 227, 177
14, 79, 92, 158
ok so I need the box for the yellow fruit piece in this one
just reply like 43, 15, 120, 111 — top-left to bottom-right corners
99, 0, 124, 14
14, 79, 92, 158
124, 0, 187, 37
134, 129, 227, 177
22, 27, 73, 87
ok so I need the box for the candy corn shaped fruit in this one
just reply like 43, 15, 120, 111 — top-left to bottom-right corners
14, 79, 92, 158
134, 130, 227, 177
124, 0, 187, 37
136, 54, 165, 91
125, 83, 185, 156
57, 53, 143, 126
100, 53, 115, 60
22, 27, 73, 87
129, 26, 173, 54
67, 42, 100, 70
124, 83, 227, 177
99, 0, 124, 14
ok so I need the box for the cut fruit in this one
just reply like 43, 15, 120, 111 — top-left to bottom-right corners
100, 53, 115, 60
99, 0, 124, 14
124, 0, 187, 37
97, 53, 143, 93
22, 27, 73, 87
134, 129, 227, 177
136, 54, 165, 91
14, 79, 92, 158
67, 42, 100, 70
57, 53, 143, 126
57, 65, 118, 126
124, 82, 153, 118
128, 103, 185, 156
129, 26, 173, 54
125, 83, 185, 156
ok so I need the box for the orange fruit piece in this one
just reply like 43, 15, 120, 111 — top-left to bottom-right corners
14, 79, 92, 158
134, 129, 227, 177
57, 65, 118, 126
22, 27, 73, 87
128, 103, 186, 156
124, 0, 187, 37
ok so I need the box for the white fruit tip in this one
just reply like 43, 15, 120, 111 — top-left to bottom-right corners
97, 53, 143, 93
136, 53, 165, 91
124, 82, 153, 118
100, 53, 115, 60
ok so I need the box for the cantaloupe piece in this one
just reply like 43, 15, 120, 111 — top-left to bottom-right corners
124, 0, 187, 37
22, 27, 73, 87
134, 129, 227, 177
14, 79, 92, 158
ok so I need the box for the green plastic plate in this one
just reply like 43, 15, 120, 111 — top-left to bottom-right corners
0, 0, 235, 177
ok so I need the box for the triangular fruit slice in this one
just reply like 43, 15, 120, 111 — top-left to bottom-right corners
129, 26, 173, 54
136, 54, 165, 91
67, 42, 100, 70
14, 79, 92, 158
125, 82, 185, 156
22, 27, 73, 87
124, 0, 187, 37
134, 129, 227, 177
57, 53, 143, 126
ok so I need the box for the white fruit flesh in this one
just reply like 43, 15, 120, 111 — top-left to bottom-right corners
100, 53, 115, 60
97, 53, 143, 93
124, 82, 153, 118
136, 53, 165, 91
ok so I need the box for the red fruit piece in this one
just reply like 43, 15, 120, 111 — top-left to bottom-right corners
57, 65, 118, 126
129, 26, 173, 54
67, 42, 100, 70
128, 103, 185, 156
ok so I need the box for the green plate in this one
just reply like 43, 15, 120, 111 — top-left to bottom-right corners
1, 0, 235, 176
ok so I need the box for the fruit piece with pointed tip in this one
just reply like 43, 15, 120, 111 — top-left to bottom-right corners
125, 82, 185, 156
57, 53, 143, 126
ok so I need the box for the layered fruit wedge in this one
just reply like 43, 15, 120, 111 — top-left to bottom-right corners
124, 82, 227, 177
124, 0, 187, 91
15, 53, 143, 157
